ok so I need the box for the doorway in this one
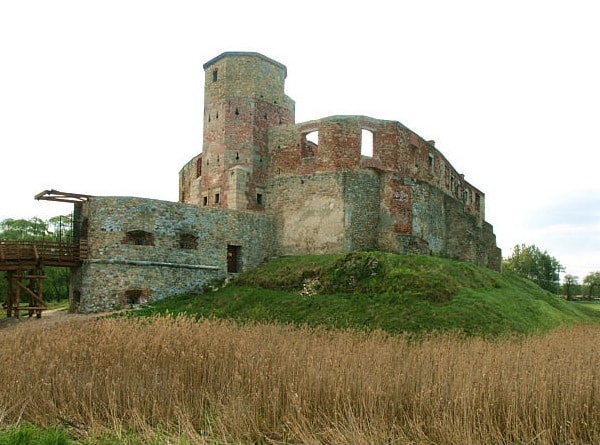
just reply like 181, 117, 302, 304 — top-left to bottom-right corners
227, 245, 242, 273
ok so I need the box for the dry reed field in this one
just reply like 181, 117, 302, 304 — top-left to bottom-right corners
1, 315, 599, 444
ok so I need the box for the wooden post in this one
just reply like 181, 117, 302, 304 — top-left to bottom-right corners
5, 271, 13, 318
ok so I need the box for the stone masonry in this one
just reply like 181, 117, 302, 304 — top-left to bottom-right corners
71, 51, 501, 312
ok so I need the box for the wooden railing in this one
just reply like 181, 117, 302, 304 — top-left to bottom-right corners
0, 240, 87, 269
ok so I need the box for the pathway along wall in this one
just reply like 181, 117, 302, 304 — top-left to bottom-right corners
70, 197, 275, 312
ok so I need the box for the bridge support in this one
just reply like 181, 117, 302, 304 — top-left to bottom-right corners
4, 268, 46, 318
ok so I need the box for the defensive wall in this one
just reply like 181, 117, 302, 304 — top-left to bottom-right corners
70, 196, 275, 312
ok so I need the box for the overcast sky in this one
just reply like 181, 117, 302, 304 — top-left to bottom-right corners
1, 0, 598, 280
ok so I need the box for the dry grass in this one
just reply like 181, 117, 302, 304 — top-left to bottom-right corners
1, 316, 599, 444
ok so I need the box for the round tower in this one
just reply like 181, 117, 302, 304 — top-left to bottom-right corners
198, 52, 295, 210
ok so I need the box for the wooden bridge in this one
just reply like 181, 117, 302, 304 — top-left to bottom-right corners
0, 240, 87, 318
0, 190, 91, 318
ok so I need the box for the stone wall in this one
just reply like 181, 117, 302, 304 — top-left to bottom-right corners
72, 196, 275, 312
266, 173, 346, 255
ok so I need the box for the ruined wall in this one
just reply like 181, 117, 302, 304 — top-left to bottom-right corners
266, 115, 500, 268
72, 196, 275, 312
266, 173, 346, 255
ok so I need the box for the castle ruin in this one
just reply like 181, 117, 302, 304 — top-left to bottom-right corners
69, 51, 501, 312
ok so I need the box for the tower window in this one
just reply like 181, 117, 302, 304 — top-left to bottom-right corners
428, 153, 435, 174
212, 69, 218, 82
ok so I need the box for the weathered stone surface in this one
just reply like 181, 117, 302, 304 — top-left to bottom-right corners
71, 197, 275, 312
71, 51, 501, 313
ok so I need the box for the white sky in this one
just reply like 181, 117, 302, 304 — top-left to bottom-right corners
1, 0, 598, 280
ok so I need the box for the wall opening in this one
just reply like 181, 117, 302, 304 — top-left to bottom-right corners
227, 245, 242, 273
125, 289, 143, 305
124, 230, 154, 246
179, 233, 198, 250
361, 129, 373, 157
305, 130, 318, 145
428, 153, 435, 175
212, 69, 218, 82
303, 130, 318, 158
214, 193, 220, 204
411, 145, 419, 168
256, 193, 263, 205
196, 157, 202, 178
202, 195, 208, 206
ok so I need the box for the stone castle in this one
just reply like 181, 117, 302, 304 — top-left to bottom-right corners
70, 51, 501, 312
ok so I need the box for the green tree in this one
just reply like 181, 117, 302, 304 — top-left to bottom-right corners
562, 274, 580, 300
583, 272, 600, 299
503, 244, 564, 294
0, 217, 49, 240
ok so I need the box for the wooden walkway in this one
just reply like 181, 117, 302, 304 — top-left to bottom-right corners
0, 240, 87, 318
0, 240, 86, 269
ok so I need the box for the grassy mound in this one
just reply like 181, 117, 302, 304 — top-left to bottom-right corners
134, 252, 600, 336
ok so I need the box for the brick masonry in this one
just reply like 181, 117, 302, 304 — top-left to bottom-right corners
72, 51, 501, 312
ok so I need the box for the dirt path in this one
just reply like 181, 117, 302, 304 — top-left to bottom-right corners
0, 308, 95, 331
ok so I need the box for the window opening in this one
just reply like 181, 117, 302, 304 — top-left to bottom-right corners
235, 108, 239, 115
196, 158, 202, 178
125, 230, 154, 246
202, 196, 208, 206
236, 152, 239, 160
361, 129, 373, 157
303, 131, 318, 158
214, 193, 220, 204
411, 145, 419, 168
256, 193, 263, 205
179, 233, 198, 250
428, 153, 435, 175
306, 130, 318, 145
212, 69, 218, 82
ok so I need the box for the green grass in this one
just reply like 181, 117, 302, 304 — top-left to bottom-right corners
131, 252, 600, 337
0, 425, 72, 445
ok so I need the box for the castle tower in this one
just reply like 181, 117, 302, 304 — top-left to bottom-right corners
199, 52, 295, 210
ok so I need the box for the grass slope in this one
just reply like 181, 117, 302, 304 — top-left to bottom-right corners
135, 252, 600, 336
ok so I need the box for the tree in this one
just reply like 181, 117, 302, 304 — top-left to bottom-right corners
503, 244, 564, 293
583, 272, 600, 299
0, 217, 49, 240
562, 274, 580, 300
